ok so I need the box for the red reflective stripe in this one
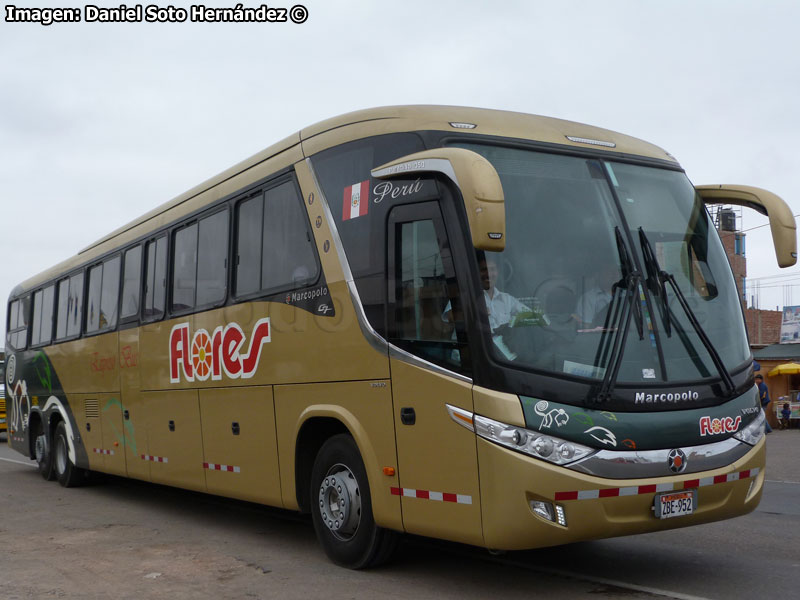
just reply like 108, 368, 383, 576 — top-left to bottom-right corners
416, 489, 430, 500
443, 493, 457, 503
390, 487, 401, 496
739, 469, 751, 479
599, 488, 620, 498
683, 479, 700, 489
638, 484, 657, 494
713, 475, 728, 484
555, 491, 579, 501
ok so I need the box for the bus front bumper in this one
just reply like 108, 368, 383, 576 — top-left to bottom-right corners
477, 435, 765, 550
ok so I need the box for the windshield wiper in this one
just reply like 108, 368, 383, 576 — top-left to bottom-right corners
595, 229, 642, 403
638, 228, 735, 396
638, 228, 672, 336
616, 227, 644, 340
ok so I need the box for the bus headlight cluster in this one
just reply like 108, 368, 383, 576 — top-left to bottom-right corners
473, 414, 596, 466
733, 409, 765, 446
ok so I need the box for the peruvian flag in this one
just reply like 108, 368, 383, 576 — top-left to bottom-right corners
342, 180, 370, 221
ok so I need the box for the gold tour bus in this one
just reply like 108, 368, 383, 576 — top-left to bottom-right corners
5, 106, 796, 568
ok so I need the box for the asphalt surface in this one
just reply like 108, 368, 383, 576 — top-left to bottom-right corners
1, 428, 798, 599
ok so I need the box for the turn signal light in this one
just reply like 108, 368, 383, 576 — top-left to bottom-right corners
383, 467, 396, 476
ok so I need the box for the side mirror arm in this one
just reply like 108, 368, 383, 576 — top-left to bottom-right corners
696, 184, 797, 268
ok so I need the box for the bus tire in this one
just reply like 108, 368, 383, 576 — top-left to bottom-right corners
33, 421, 56, 481
310, 434, 399, 569
53, 421, 86, 488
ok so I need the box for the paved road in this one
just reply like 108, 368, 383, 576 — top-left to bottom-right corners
1, 430, 798, 599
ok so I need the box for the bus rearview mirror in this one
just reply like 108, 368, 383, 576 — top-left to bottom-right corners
371, 148, 506, 251
696, 184, 797, 268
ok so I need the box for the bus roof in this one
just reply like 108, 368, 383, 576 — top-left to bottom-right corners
14, 105, 678, 295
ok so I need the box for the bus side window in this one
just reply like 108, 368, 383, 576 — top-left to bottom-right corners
172, 223, 199, 312
86, 256, 120, 333
67, 272, 84, 337
196, 210, 228, 307
234, 180, 318, 297
261, 181, 318, 292
55, 278, 70, 339
121, 246, 142, 320
7, 296, 30, 350
31, 289, 43, 345
101, 256, 121, 329
143, 236, 167, 321
235, 194, 263, 296
31, 284, 55, 346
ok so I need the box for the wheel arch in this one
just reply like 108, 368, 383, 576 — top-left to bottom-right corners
41, 396, 76, 463
293, 406, 383, 515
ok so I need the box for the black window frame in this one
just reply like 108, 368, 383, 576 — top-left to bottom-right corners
232, 176, 321, 302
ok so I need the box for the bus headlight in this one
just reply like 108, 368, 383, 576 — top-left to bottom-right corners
473, 414, 596, 465
733, 410, 765, 446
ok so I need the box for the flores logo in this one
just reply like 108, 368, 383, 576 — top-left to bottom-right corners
668, 448, 688, 473
699, 415, 742, 436
170, 319, 270, 383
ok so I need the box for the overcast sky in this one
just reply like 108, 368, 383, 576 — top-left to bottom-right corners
2, 0, 799, 336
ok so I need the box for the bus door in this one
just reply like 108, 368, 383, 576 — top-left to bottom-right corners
386, 201, 483, 547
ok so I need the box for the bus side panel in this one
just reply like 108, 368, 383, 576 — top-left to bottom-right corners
69, 393, 105, 471
99, 393, 127, 476
143, 389, 205, 492
199, 386, 281, 505
47, 332, 120, 395
274, 380, 403, 531
118, 328, 150, 481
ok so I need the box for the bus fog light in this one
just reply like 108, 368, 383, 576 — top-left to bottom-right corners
530, 500, 555, 522
555, 504, 567, 526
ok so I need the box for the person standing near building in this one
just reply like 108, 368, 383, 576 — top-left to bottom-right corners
780, 403, 791, 430
755, 374, 773, 434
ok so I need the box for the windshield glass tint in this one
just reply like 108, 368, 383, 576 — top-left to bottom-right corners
454, 143, 747, 384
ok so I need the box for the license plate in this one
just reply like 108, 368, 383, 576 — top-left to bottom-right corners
654, 489, 696, 519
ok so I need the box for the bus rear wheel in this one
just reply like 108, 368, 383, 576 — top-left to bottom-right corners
310, 434, 399, 568
33, 421, 56, 481
53, 421, 86, 488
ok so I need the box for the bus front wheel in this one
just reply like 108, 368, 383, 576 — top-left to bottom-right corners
310, 434, 399, 568
53, 421, 86, 488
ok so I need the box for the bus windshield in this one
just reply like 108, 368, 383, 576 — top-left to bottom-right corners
454, 143, 749, 385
